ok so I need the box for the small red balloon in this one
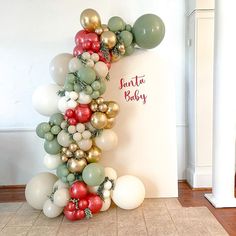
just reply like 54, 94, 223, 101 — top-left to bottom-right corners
66, 201, 76, 211
86, 33, 99, 42
75, 209, 85, 220
98, 51, 111, 63
74, 104, 92, 123
105, 61, 111, 70
65, 109, 75, 118
91, 41, 100, 52
68, 118, 77, 126
86, 194, 103, 214
75, 30, 87, 45
82, 41, 92, 50
73, 45, 84, 57
70, 181, 88, 199
64, 209, 77, 221
78, 199, 89, 210
87, 50, 94, 55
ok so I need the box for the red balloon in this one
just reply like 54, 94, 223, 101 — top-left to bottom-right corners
73, 45, 84, 57
87, 50, 94, 55
65, 109, 75, 118
70, 181, 88, 199
75, 30, 87, 45
82, 41, 92, 50
86, 33, 99, 42
66, 201, 76, 211
98, 51, 111, 63
64, 209, 77, 221
68, 118, 77, 126
105, 61, 111, 70
74, 104, 92, 123
86, 194, 103, 214
78, 199, 89, 210
75, 209, 85, 220
91, 41, 100, 52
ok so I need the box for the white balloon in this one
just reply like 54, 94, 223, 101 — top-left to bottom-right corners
53, 179, 69, 191
25, 172, 58, 210
73, 132, 82, 142
103, 189, 111, 199
91, 53, 99, 62
94, 61, 108, 78
78, 92, 92, 104
82, 52, 90, 60
69, 91, 79, 100
32, 84, 62, 116
68, 125, 77, 134
100, 198, 111, 212
104, 180, 113, 190
67, 99, 77, 109
112, 175, 145, 210
78, 139, 92, 151
53, 188, 70, 207
43, 154, 62, 170
49, 53, 73, 85
68, 57, 83, 72
58, 97, 68, 113
87, 185, 99, 194
43, 199, 63, 218
104, 167, 117, 180
57, 130, 72, 147
95, 130, 118, 151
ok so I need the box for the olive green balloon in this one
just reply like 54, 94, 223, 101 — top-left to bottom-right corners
66, 73, 76, 83
44, 138, 61, 155
132, 14, 165, 49
85, 85, 93, 95
120, 30, 133, 47
91, 91, 100, 99
74, 83, 82, 93
50, 113, 64, 126
78, 66, 96, 85
99, 80, 106, 95
125, 24, 132, 32
36, 122, 48, 138
125, 44, 135, 56
82, 163, 105, 186
91, 80, 101, 91
108, 16, 125, 32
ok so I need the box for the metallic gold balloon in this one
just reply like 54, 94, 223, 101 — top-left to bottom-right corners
111, 52, 121, 62
118, 44, 126, 55
100, 31, 117, 49
91, 112, 108, 129
86, 146, 102, 163
67, 158, 87, 173
80, 9, 101, 32
90, 102, 98, 112
106, 102, 120, 118
75, 149, 85, 158
96, 97, 104, 105
105, 117, 116, 129
69, 143, 78, 152
98, 103, 108, 112
61, 147, 67, 153
102, 24, 109, 32
61, 154, 68, 163
95, 27, 103, 35
65, 150, 73, 158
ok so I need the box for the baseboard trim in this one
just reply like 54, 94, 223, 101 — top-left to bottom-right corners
178, 179, 212, 191
0, 185, 25, 190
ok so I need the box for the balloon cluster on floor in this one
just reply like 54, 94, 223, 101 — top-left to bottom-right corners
27, 9, 165, 220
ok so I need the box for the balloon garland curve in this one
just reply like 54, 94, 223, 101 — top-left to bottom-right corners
27, 9, 165, 220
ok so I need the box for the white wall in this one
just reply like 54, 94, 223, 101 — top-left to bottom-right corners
0, 0, 186, 184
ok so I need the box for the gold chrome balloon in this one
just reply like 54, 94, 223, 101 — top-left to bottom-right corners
95, 27, 103, 35
105, 117, 116, 129
86, 146, 102, 163
61, 154, 68, 163
61, 147, 67, 153
67, 158, 87, 173
118, 44, 126, 55
111, 52, 121, 62
65, 150, 73, 158
100, 31, 117, 49
91, 112, 108, 129
69, 143, 78, 152
98, 103, 108, 112
102, 24, 109, 32
75, 149, 85, 158
80, 9, 101, 32
90, 101, 98, 112
96, 97, 104, 105
106, 101, 120, 118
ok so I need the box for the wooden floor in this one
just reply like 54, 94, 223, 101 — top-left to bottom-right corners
0, 182, 235, 235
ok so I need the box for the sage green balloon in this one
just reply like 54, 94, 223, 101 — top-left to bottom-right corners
132, 14, 165, 49
125, 24, 132, 32
44, 138, 61, 155
64, 81, 74, 91
120, 31, 133, 47
91, 91, 100, 99
125, 44, 135, 56
36, 122, 48, 138
51, 125, 61, 135
44, 132, 54, 141
56, 164, 66, 178
66, 73, 76, 83
108, 16, 125, 32
99, 80, 106, 95
74, 83, 82, 93
50, 113, 64, 126
85, 85, 93, 95
82, 163, 105, 186
91, 80, 101, 91
78, 66, 96, 85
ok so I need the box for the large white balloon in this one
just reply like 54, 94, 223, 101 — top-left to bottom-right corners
100, 198, 111, 212
94, 61, 109, 78
53, 188, 70, 207
104, 167, 117, 180
112, 175, 145, 210
95, 129, 118, 151
49, 53, 73, 85
32, 84, 62, 116
25, 172, 58, 210
43, 154, 62, 170
43, 199, 63, 218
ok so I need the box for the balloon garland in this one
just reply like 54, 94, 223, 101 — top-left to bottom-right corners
27, 9, 165, 220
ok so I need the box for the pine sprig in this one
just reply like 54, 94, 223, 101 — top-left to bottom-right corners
57, 89, 66, 97
100, 42, 110, 61
91, 129, 102, 138
78, 54, 88, 65
105, 73, 110, 81
84, 208, 93, 219
97, 177, 115, 200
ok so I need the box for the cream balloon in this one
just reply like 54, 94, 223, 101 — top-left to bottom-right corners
94, 61, 109, 78
25, 172, 58, 210
32, 84, 62, 116
58, 97, 69, 113
78, 91, 92, 104
95, 129, 118, 151
43, 154, 62, 170
68, 57, 83, 72
53, 179, 69, 191
78, 139, 92, 151
49, 53, 73, 85
100, 197, 111, 212
43, 199, 63, 218
57, 130, 72, 147
112, 175, 145, 210
104, 167, 117, 180
53, 188, 70, 207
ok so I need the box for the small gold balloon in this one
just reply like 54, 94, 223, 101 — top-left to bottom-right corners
96, 97, 104, 105
86, 146, 102, 163
102, 24, 109, 32
100, 31, 117, 49
95, 27, 103, 35
67, 158, 87, 173
91, 112, 108, 129
75, 149, 85, 158
111, 52, 121, 62
65, 150, 73, 158
69, 143, 78, 152
98, 103, 108, 113
106, 102, 120, 118
118, 44, 126, 55
80, 9, 101, 32
62, 147, 67, 153
105, 117, 116, 129
61, 154, 68, 163
90, 102, 98, 112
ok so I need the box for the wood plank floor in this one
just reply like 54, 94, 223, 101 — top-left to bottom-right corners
0, 182, 235, 235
